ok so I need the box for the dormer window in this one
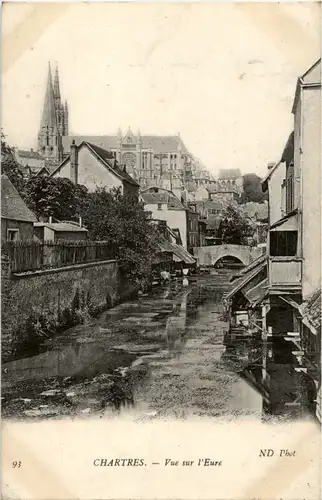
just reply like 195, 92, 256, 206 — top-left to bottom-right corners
127, 137, 132, 144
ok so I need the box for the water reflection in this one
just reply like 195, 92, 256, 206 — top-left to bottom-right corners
164, 290, 190, 357
223, 330, 317, 421
3, 343, 138, 383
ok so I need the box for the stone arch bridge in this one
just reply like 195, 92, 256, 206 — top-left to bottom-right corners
194, 245, 262, 268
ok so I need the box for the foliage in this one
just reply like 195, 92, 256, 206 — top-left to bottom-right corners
218, 204, 256, 244
1, 130, 25, 194
82, 187, 161, 287
240, 173, 268, 204
24, 175, 88, 220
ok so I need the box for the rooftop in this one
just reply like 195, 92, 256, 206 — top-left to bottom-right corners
62, 134, 189, 155
241, 202, 268, 221
34, 222, 88, 232
141, 187, 184, 209
17, 149, 44, 160
218, 168, 242, 180
52, 141, 139, 187
86, 142, 139, 186
300, 289, 321, 331
281, 131, 294, 165
1, 175, 37, 223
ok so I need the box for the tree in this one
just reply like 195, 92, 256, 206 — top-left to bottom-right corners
82, 187, 161, 286
240, 173, 267, 204
24, 176, 88, 221
1, 130, 25, 194
218, 204, 255, 244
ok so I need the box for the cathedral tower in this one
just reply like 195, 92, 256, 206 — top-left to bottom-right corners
38, 63, 68, 162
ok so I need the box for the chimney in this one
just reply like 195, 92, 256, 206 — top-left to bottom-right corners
49, 216, 52, 224
70, 140, 78, 184
79, 216, 82, 228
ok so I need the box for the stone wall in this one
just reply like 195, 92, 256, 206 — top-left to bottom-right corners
1, 258, 135, 362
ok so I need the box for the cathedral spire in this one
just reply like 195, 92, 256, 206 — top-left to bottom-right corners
40, 62, 57, 129
53, 64, 61, 103
64, 100, 69, 135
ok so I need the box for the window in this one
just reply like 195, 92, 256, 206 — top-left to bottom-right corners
286, 162, 294, 213
7, 229, 19, 241
157, 204, 162, 210
270, 231, 297, 256
127, 137, 132, 144
142, 152, 148, 169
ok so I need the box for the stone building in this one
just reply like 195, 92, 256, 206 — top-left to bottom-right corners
217, 168, 243, 193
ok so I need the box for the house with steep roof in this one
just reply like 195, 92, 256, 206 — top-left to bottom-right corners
1, 175, 37, 242
13, 148, 48, 177
51, 140, 139, 197
141, 186, 190, 250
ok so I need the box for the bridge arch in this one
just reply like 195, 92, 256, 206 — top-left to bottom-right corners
194, 244, 262, 268
213, 254, 246, 268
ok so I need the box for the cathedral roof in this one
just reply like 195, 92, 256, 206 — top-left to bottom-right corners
40, 64, 58, 129
218, 168, 241, 180
17, 149, 44, 160
62, 135, 189, 155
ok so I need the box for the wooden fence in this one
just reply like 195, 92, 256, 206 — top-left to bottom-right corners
2, 240, 117, 273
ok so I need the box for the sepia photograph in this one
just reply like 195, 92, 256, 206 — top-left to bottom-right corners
1, 2, 321, 499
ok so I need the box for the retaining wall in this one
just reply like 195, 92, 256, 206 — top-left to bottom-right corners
1, 257, 134, 362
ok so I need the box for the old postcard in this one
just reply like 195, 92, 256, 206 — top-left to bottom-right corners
1, 2, 321, 499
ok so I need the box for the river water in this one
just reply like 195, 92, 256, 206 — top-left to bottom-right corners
2, 273, 315, 422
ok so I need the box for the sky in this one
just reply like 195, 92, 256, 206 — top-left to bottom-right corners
2, 2, 321, 177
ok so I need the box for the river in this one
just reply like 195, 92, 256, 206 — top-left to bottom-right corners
2, 273, 315, 422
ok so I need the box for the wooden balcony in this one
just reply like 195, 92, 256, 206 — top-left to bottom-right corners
268, 256, 302, 290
